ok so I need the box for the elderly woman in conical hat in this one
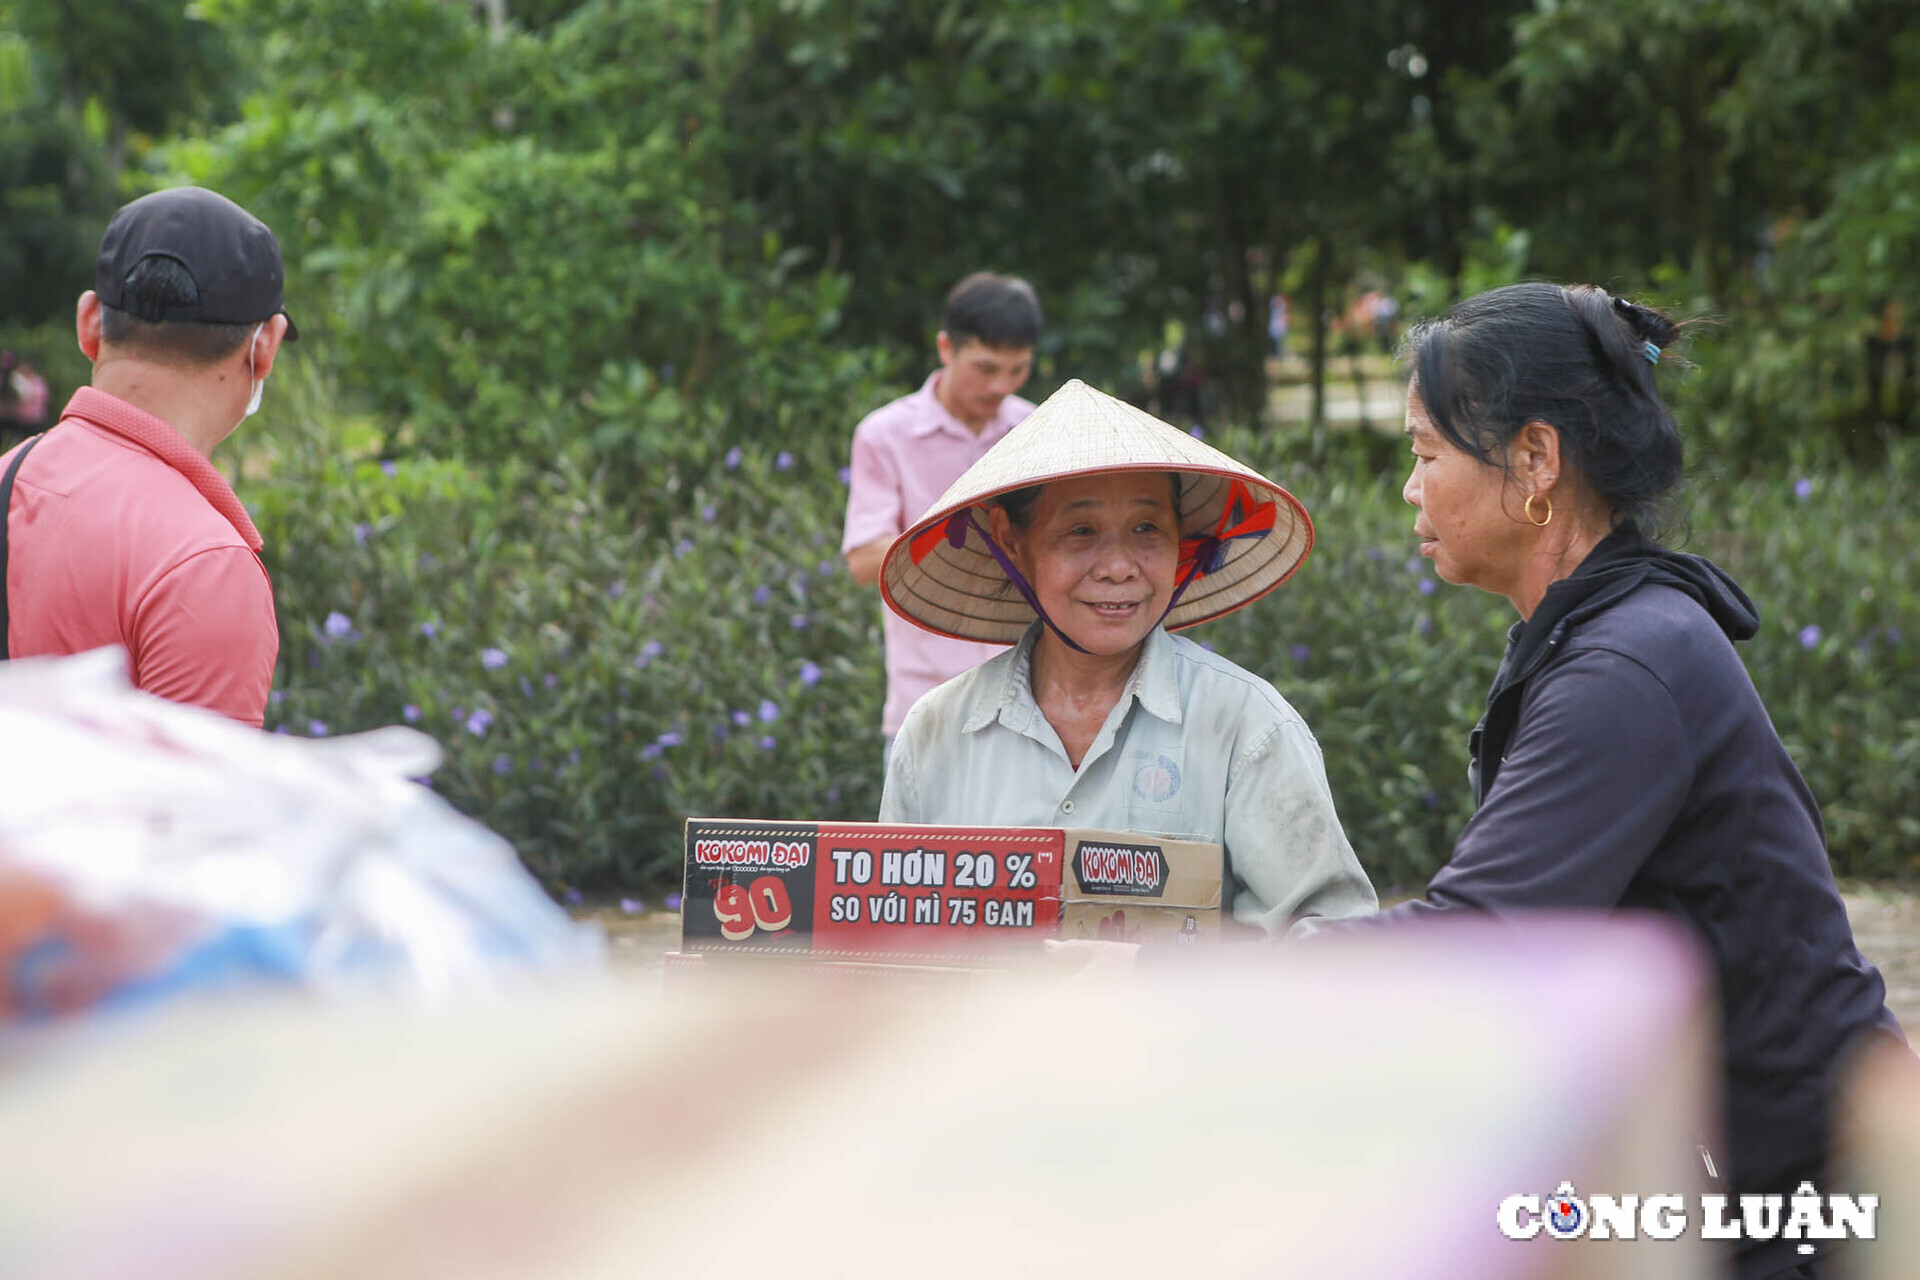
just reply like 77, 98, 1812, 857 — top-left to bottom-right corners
878, 379, 1377, 935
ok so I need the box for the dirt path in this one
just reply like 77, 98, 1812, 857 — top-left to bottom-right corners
585, 888, 1920, 1032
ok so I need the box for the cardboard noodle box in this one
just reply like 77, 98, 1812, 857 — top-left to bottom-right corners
677, 819, 1223, 965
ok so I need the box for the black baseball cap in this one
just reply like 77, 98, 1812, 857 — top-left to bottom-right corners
96, 187, 299, 340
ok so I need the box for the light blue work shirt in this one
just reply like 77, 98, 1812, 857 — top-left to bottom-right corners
879, 623, 1378, 935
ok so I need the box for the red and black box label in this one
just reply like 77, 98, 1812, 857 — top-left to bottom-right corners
681, 821, 1065, 956
1070, 838, 1171, 898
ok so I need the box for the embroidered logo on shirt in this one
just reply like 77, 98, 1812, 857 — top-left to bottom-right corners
1132, 753, 1181, 804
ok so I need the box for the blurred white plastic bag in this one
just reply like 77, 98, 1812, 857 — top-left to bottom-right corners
0, 648, 603, 1023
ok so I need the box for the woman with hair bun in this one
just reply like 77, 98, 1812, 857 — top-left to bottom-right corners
1318, 282, 1906, 1280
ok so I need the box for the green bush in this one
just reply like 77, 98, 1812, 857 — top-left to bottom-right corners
249, 373, 1920, 894
252, 360, 893, 891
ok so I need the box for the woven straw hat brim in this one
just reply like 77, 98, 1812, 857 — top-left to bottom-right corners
880, 379, 1313, 645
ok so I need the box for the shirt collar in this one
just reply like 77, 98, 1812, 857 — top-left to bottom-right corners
962, 623, 1184, 734
905, 370, 1018, 443
60, 387, 264, 551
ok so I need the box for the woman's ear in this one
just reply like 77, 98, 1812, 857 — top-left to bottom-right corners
1511, 419, 1565, 492
987, 502, 1016, 551
987, 502, 1039, 580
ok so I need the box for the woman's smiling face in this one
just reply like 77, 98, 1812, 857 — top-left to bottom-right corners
1001, 472, 1180, 657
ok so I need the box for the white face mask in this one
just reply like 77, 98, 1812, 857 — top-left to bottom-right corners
243, 322, 266, 419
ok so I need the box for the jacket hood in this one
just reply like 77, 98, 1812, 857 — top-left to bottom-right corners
1495, 524, 1759, 703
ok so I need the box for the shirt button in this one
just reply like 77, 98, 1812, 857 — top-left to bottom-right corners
1060, 800, 1075, 814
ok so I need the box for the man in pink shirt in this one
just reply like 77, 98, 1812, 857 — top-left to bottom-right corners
0, 187, 294, 727
842, 273, 1042, 754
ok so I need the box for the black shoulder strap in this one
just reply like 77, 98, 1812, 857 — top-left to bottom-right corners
0, 431, 48, 661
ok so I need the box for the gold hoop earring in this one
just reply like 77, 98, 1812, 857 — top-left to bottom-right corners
1524, 493, 1553, 528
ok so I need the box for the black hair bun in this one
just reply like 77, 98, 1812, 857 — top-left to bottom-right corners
1611, 294, 1680, 352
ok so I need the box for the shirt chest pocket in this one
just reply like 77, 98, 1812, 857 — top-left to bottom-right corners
1121, 744, 1202, 838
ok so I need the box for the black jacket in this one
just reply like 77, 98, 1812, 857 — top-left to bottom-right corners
1356, 528, 1904, 1278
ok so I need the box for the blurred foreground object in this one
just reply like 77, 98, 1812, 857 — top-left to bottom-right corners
1844, 1035, 1920, 1278
0, 916, 1715, 1278
0, 649, 600, 1022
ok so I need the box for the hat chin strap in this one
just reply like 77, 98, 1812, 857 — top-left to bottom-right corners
946, 509, 1091, 655
1162, 533, 1222, 624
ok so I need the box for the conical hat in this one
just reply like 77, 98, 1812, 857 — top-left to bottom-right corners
880, 379, 1313, 644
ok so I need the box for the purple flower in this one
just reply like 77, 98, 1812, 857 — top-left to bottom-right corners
452, 707, 466, 721
481, 647, 509, 670
520, 676, 534, 698
273, 725, 289, 735
826, 787, 841, 803
651, 764, 669, 782
758, 735, 777, 751
308, 720, 329, 737
1417, 616, 1434, 637
1794, 478, 1813, 501
1367, 547, 1385, 562
1798, 624, 1822, 650
1888, 626, 1904, 645
466, 709, 494, 736
324, 611, 353, 638
419, 621, 439, 638
270, 689, 285, 705
674, 538, 693, 557
701, 504, 717, 523
641, 742, 663, 761
607, 580, 626, 599
819, 559, 835, 576
800, 661, 821, 687
1418, 578, 1436, 596
563, 887, 584, 907
353, 522, 372, 546
567, 749, 581, 765
752, 585, 772, 606
657, 731, 682, 748
1188, 425, 1205, 439
543, 673, 558, 689
725, 446, 743, 470
732, 709, 751, 727
790, 613, 809, 630
402, 703, 422, 722
1199, 640, 1215, 652
420, 553, 436, 569
665, 892, 683, 911
712, 721, 730, 741
380, 460, 398, 478
1289, 643, 1311, 665
837, 466, 851, 485
759, 699, 779, 723
492, 755, 512, 776
775, 450, 794, 471
641, 639, 664, 659
620, 897, 646, 915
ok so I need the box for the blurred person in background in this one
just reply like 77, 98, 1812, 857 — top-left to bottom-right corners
0, 353, 49, 443
1266, 292, 1290, 360
842, 272, 1042, 761
1314, 282, 1906, 1280
0, 187, 295, 727
876, 379, 1376, 936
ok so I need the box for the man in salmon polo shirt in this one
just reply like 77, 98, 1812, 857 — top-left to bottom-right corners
841, 273, 1043, 762
0, 187, 295, 727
